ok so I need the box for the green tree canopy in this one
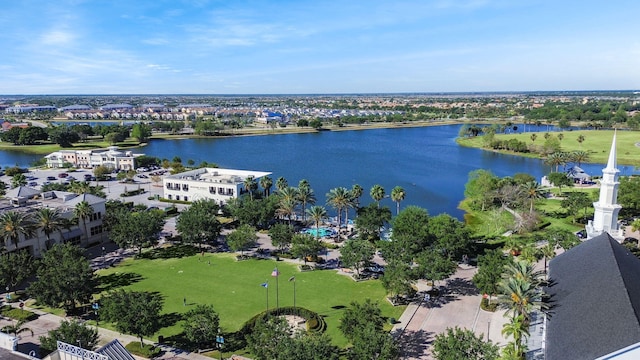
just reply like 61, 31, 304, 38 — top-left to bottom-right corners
28, 243, 95, 311
39, 320, 99, 355
432, 326, 499, 360
108, 208, 165, 255
100, 290, 163, 346
339, 238, 376, 276
182, 304, 219, 350
176, 199, 221, 248
226, 224, 258, 256
290, 233, 325, 264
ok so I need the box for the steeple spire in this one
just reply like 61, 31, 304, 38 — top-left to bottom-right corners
605, 129, 617, 171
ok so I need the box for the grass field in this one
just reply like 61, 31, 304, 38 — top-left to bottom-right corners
457, 129, 640, 167
0, 139, 142, 155
96, 251, 405, 347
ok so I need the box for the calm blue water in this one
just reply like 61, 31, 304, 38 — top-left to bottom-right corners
0, 124, 628, 219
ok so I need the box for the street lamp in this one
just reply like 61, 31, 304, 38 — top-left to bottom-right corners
92, 302, 100, 326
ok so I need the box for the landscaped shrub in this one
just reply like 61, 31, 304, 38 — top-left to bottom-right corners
120, 189, 145, 197
0, 305, 38, 321
125, 342, 161, 358
480, 298, 498, 312
306, 317, 319, 331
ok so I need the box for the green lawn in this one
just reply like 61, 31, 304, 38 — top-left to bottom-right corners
458, 129, 640, 167
96, 252, 404, 347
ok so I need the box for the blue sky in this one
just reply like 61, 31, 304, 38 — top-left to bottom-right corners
1, 0, 639, 94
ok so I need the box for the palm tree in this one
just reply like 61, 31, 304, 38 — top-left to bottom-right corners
570, 150, 590, 167
390, 186, 406, 215
296, 185, 316, 222
576, 134, 585, 147
501, 314, 530, 358
370, 184, 385, 208
326, 187, 350, 230
259, 176, 273, 197
521, 181, 545, 214
306, 205, 328, 239
34, 208, 64, 254
557, 133, 564, 141
540, 243, 556, 275
73, 201, 94, 245
243, 176, 258, 200
0, 211, 35, 251
275, 177, 288, 193
504, 259, 545, 287
69, 181, 91, 195
530, 133, 537, 143
11, 173, 27, 189
277, 187, 298, 223
498, 276, 539, 323
1, 319, 33, 338
350, 184, 363, 208
544, 152, 567, 172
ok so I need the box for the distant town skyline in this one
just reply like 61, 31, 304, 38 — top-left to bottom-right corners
2, 1, 639, 95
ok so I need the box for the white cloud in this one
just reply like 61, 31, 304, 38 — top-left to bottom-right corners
40, 30, 75, 45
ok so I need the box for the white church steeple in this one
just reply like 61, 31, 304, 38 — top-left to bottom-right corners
586, 130, 624, 241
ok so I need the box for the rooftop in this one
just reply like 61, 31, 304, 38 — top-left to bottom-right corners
164, 167, 271, 185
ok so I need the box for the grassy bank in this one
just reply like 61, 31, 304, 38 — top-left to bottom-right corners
457, 129, 640, 167
0, 139, 142, 155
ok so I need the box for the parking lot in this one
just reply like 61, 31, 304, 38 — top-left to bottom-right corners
0, 167, 187, 212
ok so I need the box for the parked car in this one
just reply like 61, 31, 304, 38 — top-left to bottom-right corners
58, 173, 69, 178
47, 176, 56, 181
28, 181, 37, 186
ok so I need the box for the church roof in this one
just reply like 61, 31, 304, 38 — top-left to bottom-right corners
96, 339, 135, 360
605, 130, 618, 172
545, 233, 640, 359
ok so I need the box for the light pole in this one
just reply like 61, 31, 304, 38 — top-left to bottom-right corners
261, 281, 268, 313
92, 302, 100, 326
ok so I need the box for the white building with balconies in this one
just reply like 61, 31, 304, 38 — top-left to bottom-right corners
162, 168, 271, 206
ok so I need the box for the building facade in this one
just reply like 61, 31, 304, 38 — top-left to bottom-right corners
163, 168, 271, 206
45, 146, 141, 170
2, 187, 106, 258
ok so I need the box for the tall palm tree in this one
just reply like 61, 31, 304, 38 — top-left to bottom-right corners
521, 181, 545, 214
0, 211, 35, 251
544, 152, 567, 172
276, 197, 297, 225
570, 150, 590, 167
576, 134, 585, 147
501, 314, 530, 358
306, 205, 328, 239
504, 259, 545, 287
73, 201, 94, 245
1, 319, 33, 338
390, 186, 406, 215
530, 133, 537, 143
350, 184, 363, 208
370, 184, 385, 208
34, 208, 64, 254
296, 185, 316, 222
259, 176, 273, 197
243, 176, 258, 200
498, 276, 539, 323
275, 177, 288, 193
277, 187, 299, 223
326, 187, 350, 230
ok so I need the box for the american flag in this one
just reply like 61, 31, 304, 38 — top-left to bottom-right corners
271, 268, 280, 277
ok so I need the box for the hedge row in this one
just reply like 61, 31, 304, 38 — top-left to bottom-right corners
238, 306, 326, 337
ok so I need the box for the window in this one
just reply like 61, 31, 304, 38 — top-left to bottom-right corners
209, 187, 216, 194
182, 184, 189, 191
90, 225, 103, 236
168, 195, 172, 200
184, 196, 188, 202
176, 195, 180, 201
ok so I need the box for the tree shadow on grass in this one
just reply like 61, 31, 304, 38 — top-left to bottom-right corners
159, 312, 183, 329
97, 272, 144, 292
137, 244, 200, 260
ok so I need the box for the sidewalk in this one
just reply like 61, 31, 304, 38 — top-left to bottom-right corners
391, 265, 508, 359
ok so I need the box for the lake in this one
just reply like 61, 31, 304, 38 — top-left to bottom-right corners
0, 124, 629, 219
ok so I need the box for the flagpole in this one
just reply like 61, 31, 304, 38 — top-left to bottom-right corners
289, 276, 296, 316
266, 280, 269, 313
276, 266, 279, 313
